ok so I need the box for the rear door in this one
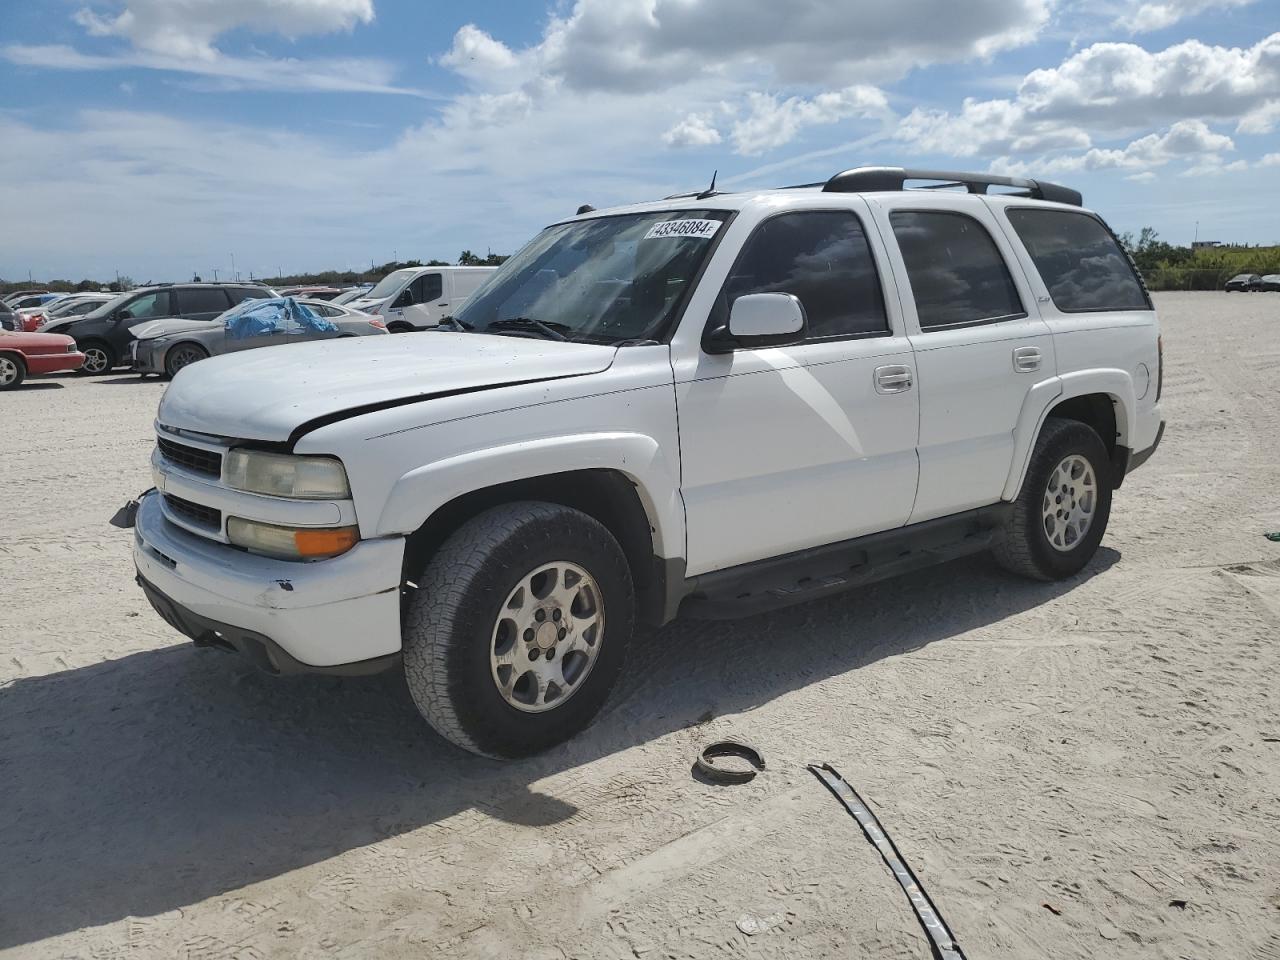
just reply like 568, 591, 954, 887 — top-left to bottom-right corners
173, 287, 232, 321
869, 196, 1056, 523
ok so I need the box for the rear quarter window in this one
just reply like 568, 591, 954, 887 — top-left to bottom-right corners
1006, 209, 1151, 313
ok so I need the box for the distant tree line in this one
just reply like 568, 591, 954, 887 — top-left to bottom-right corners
1119, 228, 1280, 290
1, 251, 509, 298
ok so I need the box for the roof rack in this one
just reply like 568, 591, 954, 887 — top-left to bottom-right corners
821, 166, 1082, 206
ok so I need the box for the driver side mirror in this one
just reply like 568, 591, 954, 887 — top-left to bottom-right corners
113, 309, 132, 322
705, 293, 807, 354
393, 290, 412, 309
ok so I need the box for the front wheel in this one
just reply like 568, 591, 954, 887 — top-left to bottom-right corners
402, 502, 635, 758
993, 418, 1113, 581
164, 343, 209, 377
0, 353, 26, 390
77, 341, 114, 375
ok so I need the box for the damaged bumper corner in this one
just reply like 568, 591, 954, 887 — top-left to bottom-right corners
132, 491, 404, 670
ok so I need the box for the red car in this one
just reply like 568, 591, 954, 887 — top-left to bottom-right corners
0, 330, 85, 389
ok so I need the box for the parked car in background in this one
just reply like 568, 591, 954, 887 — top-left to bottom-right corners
130, 297, 387, 377
330, 285, 373, 305
277, 286, 343, 301
0, 329, 84, 389
1259, 274, 1280, 291
1225, 273, 1263, 292
1, 289, 50, 306
48, 282, 275, 374
347, 266, 496, 332
0, 300, 17, 332
6, 292, 63, 312
19, 292, 115, 332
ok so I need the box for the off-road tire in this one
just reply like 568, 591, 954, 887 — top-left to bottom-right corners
0, 353, 26, 390
403, 501, 635, 759
993, 417, 1113, 581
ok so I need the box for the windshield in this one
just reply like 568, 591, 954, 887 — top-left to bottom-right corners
80, 291, 137, 321
365, 269, 416, 301
455, 210, 732, 344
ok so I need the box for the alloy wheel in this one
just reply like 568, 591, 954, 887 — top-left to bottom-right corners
489, 561, 606, 713
1042, 454, 1097, 552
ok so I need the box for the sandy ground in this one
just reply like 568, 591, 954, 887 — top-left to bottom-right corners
3, 290, 1280, 960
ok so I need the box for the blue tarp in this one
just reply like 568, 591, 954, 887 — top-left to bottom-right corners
225, 297, 338, 339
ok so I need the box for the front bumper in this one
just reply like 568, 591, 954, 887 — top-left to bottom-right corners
132, 491, 405, 670
130, 339, 164, 374
25, 352, 85, 375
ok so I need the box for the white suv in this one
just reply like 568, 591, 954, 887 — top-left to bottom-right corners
128, 166, 1164, 758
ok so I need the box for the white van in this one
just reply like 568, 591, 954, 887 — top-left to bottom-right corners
348, 266, 497, 332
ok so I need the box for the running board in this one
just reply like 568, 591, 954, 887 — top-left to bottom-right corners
679, 504, 1011, 620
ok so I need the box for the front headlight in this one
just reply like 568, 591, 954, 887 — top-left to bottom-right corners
227, 517, 358, 560
223, 449, 350, 499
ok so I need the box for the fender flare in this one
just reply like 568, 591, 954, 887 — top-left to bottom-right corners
374, 431, 684, 558
1002, 369, 1136, 500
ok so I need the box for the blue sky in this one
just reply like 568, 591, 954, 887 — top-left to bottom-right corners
1, 0, 1277, 282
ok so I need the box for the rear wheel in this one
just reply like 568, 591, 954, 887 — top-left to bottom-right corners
164, 342, 209, 378
0, 353, 26, 390
402, 502, 635, 758
78, 341, 114, 375
993, 418, 1113, 581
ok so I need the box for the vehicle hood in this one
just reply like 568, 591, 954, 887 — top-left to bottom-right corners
0, 330, 76, 350
158, 333, 618, 443
347, 297, 388, 311
132, 318, 214, 340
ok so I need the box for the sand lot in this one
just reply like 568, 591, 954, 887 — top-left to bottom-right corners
3, 290, 1280, 959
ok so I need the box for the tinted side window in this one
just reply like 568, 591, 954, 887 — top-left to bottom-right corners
176, 288, 231, 315
228, 287, 272, 305
421, 273, 443, 302
721, 210, 888, 339
1007, 209, 1150, 312
890, 211, 1024, 330
122, 290, 173, 320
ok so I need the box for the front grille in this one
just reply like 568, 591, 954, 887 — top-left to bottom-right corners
158, 437, 222, 478
163, 494, 222, 530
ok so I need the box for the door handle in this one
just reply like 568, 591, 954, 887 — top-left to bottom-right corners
874, 365, 913, 394
1013, 346, 1042, 372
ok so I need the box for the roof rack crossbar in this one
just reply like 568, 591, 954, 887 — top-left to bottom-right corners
821, 166, 1082, 206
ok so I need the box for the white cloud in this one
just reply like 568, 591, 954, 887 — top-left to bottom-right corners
73, 0, 373, 60
2, 42, 423, 96
989, 119, 1236, 177
1238, 100, 1280, 134
729, 86, 889, 155
438, 23, 521, 84
663, 113, 723, 148
1017, 34, 1280, 131
1179, 156, 1248, 177
1260, 153, 1280, 167
3, 0, 397, 95
1126, 171, 1157, 182
443, 0, 1052, 97
1115, 0, 1256, 33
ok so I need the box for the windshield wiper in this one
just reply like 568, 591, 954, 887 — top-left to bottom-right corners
485, 317, 570, 342
432, 315, 473, 331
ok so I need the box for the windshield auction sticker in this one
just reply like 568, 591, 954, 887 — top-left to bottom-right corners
644, 219, 721, 240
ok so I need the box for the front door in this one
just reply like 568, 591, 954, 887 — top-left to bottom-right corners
399, 272, 445, 328
675, 204, 920, 577
869, 197, 1056, 523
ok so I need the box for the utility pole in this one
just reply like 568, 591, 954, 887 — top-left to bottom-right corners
213, 268, 219, 282
231, 252, 237, 281
1193, 221, 1199, 244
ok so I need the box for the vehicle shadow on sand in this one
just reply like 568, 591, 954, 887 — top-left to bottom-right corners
1, 548, 1117, 948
